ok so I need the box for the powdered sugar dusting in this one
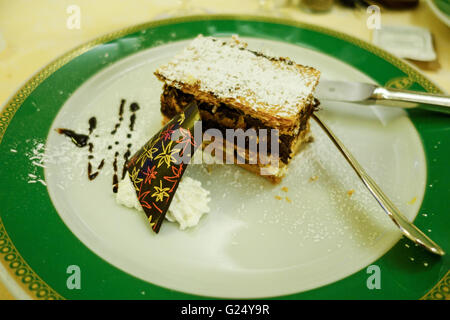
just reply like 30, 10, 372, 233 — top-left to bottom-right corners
156, 35, 320, 119
24, 138, 88, 188
178, 117, 404, 254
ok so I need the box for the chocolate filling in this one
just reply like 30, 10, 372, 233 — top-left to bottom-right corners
160, 85, 318, 164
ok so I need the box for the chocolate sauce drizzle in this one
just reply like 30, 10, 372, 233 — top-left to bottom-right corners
87, 141, 105, 181
88, 117, 97, 134
57, 99, 140, 193
112, 151, 119, 193
111, 99, 125, 135
129, 102, 140, 131
120, 102, 139, 180
122, 149, 131, 180
56, 129, 89, 148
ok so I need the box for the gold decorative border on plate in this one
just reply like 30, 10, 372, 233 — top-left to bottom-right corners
0, 218, 64, 299
0, 14, 446, 300
421, 271, 450, 300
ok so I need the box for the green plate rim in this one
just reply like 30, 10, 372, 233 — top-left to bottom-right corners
0, 14, 448, 300
428, 0, 450, 27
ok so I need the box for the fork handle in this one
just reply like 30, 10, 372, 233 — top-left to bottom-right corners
312, 113, 445, 256
371, 87, 450, 114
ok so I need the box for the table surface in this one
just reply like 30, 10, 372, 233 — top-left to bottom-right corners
0, 0, 449, 300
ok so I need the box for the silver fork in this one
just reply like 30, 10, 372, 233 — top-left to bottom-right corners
312, 113, 445, 256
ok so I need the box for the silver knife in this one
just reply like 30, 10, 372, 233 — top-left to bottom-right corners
315, 80, 450, 114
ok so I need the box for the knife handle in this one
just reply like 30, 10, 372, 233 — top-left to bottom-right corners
371, 87, 450, 115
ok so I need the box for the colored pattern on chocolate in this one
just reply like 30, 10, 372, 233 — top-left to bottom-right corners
126, 102, 200, 233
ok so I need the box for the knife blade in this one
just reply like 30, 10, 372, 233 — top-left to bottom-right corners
315, 79, 450, 114
315, 80, 378, 102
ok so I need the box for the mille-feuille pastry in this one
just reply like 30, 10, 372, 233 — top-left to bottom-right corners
154, 35, 321, 183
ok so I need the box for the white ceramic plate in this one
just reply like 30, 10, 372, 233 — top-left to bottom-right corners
44, 38, 425, 298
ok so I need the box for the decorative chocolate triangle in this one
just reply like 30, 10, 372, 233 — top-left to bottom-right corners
126, 102, 201, 233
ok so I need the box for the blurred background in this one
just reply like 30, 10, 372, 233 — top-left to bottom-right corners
0, 0, 449, 107
0, 0, 449, 300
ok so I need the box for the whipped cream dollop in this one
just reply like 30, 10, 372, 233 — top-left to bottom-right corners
116, 175, 210, 230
